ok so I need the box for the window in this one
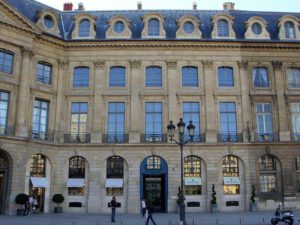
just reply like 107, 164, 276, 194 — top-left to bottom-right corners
148, 18, 159, 36
183, 102, 201, 141
182, 66, 198, 87
183, 21, 194, 34
36, 62, 52, 84
44, 15, 54, 29
114, 21, 125, 33
109, 66, 125, 87
217, 19, 229, 37
252, 67, 269, 88
147, 156, 161, 170
251, 23, 262, 35
223, 156, 240, 195
32, 99, 49, 140
68, 156, 86, 196
296, 157, 300, 192
145, 102, 162, 142
291, 103, 300, 141
219, 102, 237, 141
256, 103, 273, 141
79, 19, 90, 37
145, 66, 162, 87
284, 21, 295, 38
0, 91, 9, 135
106, 156, 124, 196
287, 68, 300, 88
73, 67, 89, 88
218, 67, 234, 87
30, 154, 46, 177
259, 155, 277, 193
184, 156, 201, 195
107, 102, 125, 143
0, 49, 14, 74
71, 102, 88, 141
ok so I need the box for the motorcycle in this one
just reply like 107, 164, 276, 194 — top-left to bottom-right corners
271, 203, 294, 225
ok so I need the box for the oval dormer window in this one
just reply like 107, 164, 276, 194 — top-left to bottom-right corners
114, 21, 125, 33
183, 21, 194, 34
251, 22, 262, 35
44, 15, 54, 29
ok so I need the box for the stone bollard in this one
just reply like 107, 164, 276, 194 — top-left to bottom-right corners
193, 219, 195, 225
216, 219, 219, 225
262, 217, 265, 223
51, 221, 55, 225
169, 219, 172, 225
121, 220, 123, 225
240, 218, 242, 224
97, 220, 100, 225
73, 220, 75, 225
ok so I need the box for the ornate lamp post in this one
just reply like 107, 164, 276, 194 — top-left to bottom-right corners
167, 118, 195, 225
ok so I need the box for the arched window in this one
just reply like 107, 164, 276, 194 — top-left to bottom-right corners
182, 66, 198, 87
30, 154, 46, 177
79, 19, 90, 37
69, 156, 86, 178
284, 21, 295, 38
73, 67, 89, 88
148, 18, 160, 36
217, 19, 229, 37
184, 156, 202, 195
259, 155, 277, 193
106, 156, 124, 196
222, 155, 240, 195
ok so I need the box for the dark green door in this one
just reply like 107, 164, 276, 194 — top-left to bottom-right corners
144, 175, 165, 212
0, 171, 6, 214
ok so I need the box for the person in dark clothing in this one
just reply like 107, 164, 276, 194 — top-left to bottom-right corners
146, 202, 156, 225
110, 196, 117, 222
23, 195, 30, 216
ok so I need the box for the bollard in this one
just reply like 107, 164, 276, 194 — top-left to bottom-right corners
73, 220, 75, 225
97, 220, 100, 225
51, 221, 54, 225
121, 220, 123, 225
168, 219, 171, 225
216, 219, 219, 225
240, 218, 242, 224
193, 219, 195, 225
262, 217, 265, 223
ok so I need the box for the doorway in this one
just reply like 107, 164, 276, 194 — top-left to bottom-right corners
144, 175, 165, 212
30, 187, 45, 213
0, 170, 6, 214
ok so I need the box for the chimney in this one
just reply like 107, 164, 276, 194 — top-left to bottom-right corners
78, 2, 85, 11
63, 2, 73, 11
223, 2, 235, 10
137, 1, 142, 10
193, 2, 197, 10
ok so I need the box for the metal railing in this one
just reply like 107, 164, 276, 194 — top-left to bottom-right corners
255, 133, 279, 142
183, 134, 205, 142
31, 131, 53, 142
0, 125, 15, 136
64, 133, 91, 143
102, 134, 129, 143
140, 134, 167, 143
217, 133, 243, 142
291, 133, 300, 141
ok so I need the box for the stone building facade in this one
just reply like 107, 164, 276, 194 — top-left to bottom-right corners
0, 0, 300, 215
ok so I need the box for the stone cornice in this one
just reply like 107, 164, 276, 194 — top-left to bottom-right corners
272, 61, 283, 70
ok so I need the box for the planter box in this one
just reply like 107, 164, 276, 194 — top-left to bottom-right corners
211, 204, 218, 213
250, 203, 257, 212
16, 208, 24, 216
54, 207, 63, 213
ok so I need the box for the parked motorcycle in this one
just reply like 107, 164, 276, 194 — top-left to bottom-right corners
271, 203, 294, 225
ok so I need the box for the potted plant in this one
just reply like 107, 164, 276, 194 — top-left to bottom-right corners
15, 193, 28, 216
52, 193, 64, 213
210, 184, 218, 213
250, 185, 257, 212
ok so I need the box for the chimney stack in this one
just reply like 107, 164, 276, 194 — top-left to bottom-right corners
63, 2, 73, 11
193, 2, 197, 10
78, 2, 85, 11
137, 1, 142, 10
223, 2, 235, 10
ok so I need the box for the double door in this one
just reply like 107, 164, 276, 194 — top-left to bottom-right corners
143, 175, 165, 212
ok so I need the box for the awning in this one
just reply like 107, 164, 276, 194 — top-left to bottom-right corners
223, 177, 240, 185
67, 178, 85, 187
105, 179, 123, 188
30, 177, 48, 188
184, 177, 202, 186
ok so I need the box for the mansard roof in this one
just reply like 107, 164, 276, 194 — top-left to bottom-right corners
4, 0, 300, 42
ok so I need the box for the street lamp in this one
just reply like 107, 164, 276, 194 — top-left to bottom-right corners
167, 118, 195, 225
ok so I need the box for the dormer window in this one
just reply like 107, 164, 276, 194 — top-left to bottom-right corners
36, 10, 60, 36
176, 16, 202, 39
251, 23, 262, 35
79, 19, 90, 37
245, 17, 270, 39
183, 22, 194, 34
148, 18, 159, 36
217, 19, 229, 37
284, 21, 295, 38
114, 21, 125, 33
278, 15, 300, 40
44, 15, 54, 29
106, 16, 132, 39
211, 14, 235, 39
141, 13, 166, 38
72, 13, 96, 39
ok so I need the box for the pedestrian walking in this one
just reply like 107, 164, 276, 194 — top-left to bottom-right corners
145, 202, 156, 225
141, 198, 146, 217
110, 196, 117, 222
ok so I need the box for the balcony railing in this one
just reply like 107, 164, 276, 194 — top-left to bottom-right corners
64, 133, 91, 143
102, 134, 129, 143
255, 133, 279, 142
217, 133, 243, 142
31, 131, 53, 142
0, 125, 15, 136
291, 133, 300, 141
140, 134, 167, 143
183, 134, 205, 142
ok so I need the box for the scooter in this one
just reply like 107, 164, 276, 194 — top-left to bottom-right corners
271, 203, 294, 225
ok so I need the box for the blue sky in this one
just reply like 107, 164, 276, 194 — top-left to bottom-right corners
36, 0, 300, 12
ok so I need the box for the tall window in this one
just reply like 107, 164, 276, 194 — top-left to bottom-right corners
71, 102, 88, 141
109, 66, 125, 87
252, 67, 269, 88
287, 68, 300, 88
184, 156, 201, 195
106, 156, 124, 196
284, 21, 295, 38
32, 99, 49, 140
73, 67, 89, 88
30, 154, 46, 177
291, 103, 300, 141
219, 102, 237, 141
296, 157, 300, 192
148, 18, 159, 36
68, 156, 86, 196
222, 155, 240, 195
183, 102, 201, 141
182, 66, 198, 87
145, 102, 162, 142
36, 62, 52, 84
79, 19, 90, 37
0, 91, 9, 135
217, 19, 229, 37
218, 67, 234, 87
259, 155, 277, 193
107, 102, 125, 143
256, 103, 273, 141
0, 49, 14, 74
145, 66, 162, 87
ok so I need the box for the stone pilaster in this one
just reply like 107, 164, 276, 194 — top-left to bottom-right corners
166, 60, 178, 126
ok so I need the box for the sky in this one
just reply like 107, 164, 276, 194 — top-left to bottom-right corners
35, 0, 300, 12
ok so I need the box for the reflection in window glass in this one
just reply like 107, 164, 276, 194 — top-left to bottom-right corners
148, 18, 159, 36
79, 19, 90, 37
146, 66, 162, 87
284, 21, 295, 38
259, 155, 277, 193
182, 66, 198, 87
252, 67, 269, 88
0, 50, 14, 74
73, 67, 89, 88
0, 91, 9, 135
287, 68, 300, 88
217, 19, 229, 37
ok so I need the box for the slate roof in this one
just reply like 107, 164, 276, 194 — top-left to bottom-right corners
4, 0, 300, 42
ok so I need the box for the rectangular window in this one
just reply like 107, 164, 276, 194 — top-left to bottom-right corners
291, 103, 300, 141
73, 67, 89, 88
260, 174, 277, 192
107, 102, 125, 143
71, 102, 88, 141
32, 99, 49, 140
219, 102, 237, 141
0, 91, 9, 135
218, 67, 234, 87
145, 102, 162, 142
252, 67, 269, 88
182, 66, 198, 87
183, 102, 201, 141
145, 67, 162, 87
223, 185, 240, 195
0, 50, 13, 74
256, 103, 273, 141
288, 68, 300, 88
68, 187, 84, 196
36, 62, 52, 84
109, 66, 125, 87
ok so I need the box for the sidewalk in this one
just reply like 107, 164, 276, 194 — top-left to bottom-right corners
0, 211, 299, 225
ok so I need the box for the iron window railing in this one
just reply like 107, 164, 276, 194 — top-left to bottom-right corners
140, 134, 167, 143
291, 133, 300, 141
102, 134, 129, 143
183, 134, 205, 142
217, 133, 243, 142
255, 133, 279, 142
31, 131, 53, 142
64, 133, 91, 143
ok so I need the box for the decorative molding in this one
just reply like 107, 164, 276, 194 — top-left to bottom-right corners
202, 60, 213, 69
166, 60, 177, 68
272, 61, 283, 70
58, 59, 70, 69
94, 60, 105, 69
237, 61, 249, 70
130, 60, 141, 68
22, 47, 34, 58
